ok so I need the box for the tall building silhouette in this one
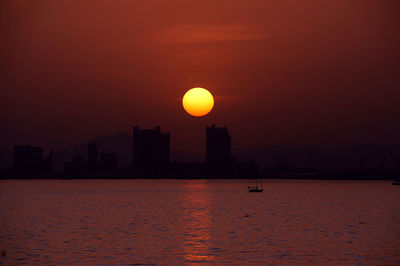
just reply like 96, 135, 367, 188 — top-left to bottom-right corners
14, 145, 43, 171
88, 142, 98, 165
133, 126, 170, 166
206, 124, 232, 164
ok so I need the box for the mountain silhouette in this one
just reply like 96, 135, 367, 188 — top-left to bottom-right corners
234, 144, 400, 171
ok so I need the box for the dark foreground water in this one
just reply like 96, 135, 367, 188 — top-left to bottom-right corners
0, 179, 399, 265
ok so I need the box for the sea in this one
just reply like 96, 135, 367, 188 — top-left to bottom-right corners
0, 179, 399, 265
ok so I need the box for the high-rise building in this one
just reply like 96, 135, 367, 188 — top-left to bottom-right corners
88, 142, 98, 165
14, 145, 43, 170
133, 126, 170, 166
206, 124, 232, 164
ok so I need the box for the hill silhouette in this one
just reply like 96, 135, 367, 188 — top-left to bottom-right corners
234, 144, 400, 171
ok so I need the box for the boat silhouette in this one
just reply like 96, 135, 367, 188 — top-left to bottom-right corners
248, 178, 263, 192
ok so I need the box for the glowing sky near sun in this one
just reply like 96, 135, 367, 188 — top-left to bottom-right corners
1, 0, 399, 153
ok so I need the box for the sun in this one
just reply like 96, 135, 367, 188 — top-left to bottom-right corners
182, 87, 214, 117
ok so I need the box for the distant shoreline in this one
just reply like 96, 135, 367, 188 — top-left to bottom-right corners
0, 176, 395, 180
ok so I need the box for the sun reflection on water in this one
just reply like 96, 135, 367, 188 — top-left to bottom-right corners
182, 181, 214, 264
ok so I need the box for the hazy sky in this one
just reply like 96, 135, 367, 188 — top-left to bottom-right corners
1, 0, 399, 154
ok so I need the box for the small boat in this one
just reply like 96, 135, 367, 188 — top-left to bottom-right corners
248, 178, 263, 192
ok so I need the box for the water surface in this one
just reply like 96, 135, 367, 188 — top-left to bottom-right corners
0, 179, 399, 265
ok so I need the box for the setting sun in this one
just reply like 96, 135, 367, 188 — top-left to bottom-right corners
182, 87, 214, 117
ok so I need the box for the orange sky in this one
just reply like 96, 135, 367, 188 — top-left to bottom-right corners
1, 0, 399, 154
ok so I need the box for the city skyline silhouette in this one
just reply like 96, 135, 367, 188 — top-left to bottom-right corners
2, 123, 398, 179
